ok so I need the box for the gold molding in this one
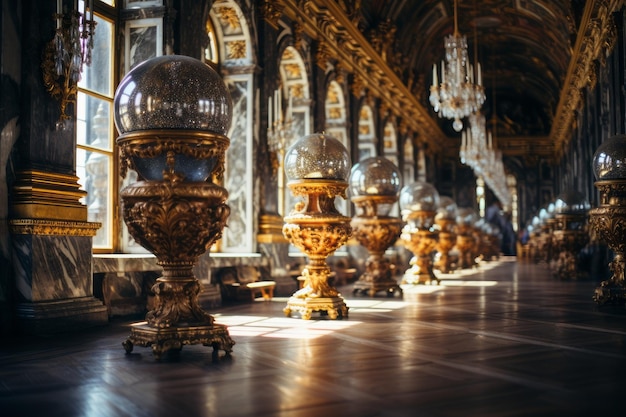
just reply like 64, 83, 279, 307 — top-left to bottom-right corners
10, 169, 88, 221
9, 219, 101, 237
275, 0, 447, 152
260, 0, 283, 30
550, 0, 623, 160
257, 213, 288, 244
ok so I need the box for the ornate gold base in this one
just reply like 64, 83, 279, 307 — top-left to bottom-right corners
593, 254, 626, 305
351, 216, 403, 297
401, 226, 439, 284
588, 184, 626, 305
122, 321, 235, 360
352, 258, 402, 297
353, 277, 402, 297
283, 296, 348, 320
401, 269, 440, 285
593, 279, 626, 305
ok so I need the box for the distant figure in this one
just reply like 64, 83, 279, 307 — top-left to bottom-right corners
486, 200, 502, 226
486, 200, 516, 256
500, 212, 517, 256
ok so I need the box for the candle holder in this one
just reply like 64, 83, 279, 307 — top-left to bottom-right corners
590, 134, 626, 304
349, 157, 403, 297
282, 133, 352, 319
434, 196, 458, 273
551, 191, 590, 280
400, 181, 440, 284
42, 0, 96, 129
114, 55, 235, 359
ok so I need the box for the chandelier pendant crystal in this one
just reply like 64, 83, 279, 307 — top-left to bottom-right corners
460, 111, 511, 207
429, 0, 485, 131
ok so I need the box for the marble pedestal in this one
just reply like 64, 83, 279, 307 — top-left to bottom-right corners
10, 223, 107, 334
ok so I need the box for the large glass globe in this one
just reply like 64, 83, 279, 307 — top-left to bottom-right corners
592, 134, 626, 180
456, 207, 478, 226
113, 55, 232, 182
436, 196, 458, 220
114, 55, 232, 134
284, 133, 351, 181
349, 156, 401, 197
399, 181, 440, 213
554, 190, 590, 214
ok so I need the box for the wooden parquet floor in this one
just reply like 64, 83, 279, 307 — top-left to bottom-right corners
1, 257, 625, 417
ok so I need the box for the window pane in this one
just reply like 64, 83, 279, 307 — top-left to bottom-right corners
77, 92, 112, 151
78, 14, 113, 97
77, 148, 112, 248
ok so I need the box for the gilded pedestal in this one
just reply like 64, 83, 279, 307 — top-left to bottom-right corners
551, 214, 589, 280
401, 226, 439, 284
351, 216, 403, 296
282, 181, 351, 319
113, 55, 238, 358
434, 217, 456, 273
590, 180, 626, 304
120, 181, 235, 359
455, 225, 477, 269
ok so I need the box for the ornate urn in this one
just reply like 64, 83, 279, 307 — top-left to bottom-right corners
282, 133, 352, 319
400, 181, 440, 284
114, 55, 235, 359
589, 134, 626, 304
551, 191, 590, 280
434, 196, 458, 273
349, 156, 403, 297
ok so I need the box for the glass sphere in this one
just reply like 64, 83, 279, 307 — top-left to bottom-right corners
349, 157, 401, 197
592, 134, 626, 180
436, 196, 458, 220
284, 133, 351, 181
456, 207, 478, 226
399, 181, 440, 213
113, 55, 232, 134
554, 190, 590, 214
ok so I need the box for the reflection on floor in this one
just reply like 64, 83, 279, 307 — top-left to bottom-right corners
1, 257, 625, 417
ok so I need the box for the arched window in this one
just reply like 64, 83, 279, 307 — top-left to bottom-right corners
325, 79, 349, 215
382, 121, 400, 216
403, 137, 415, 184
325, 80, 348, 148
277, 46, 311, 217
383, 121, 398, 165
358, 104, 376, 160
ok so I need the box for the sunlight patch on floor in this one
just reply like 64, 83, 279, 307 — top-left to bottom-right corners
213, 313, 362, 339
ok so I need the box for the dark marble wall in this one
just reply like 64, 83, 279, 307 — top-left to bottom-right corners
0, 0, 22, 333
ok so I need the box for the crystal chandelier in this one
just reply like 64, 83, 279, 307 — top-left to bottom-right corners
429, 0, 485, 132
460, 111, 510, 207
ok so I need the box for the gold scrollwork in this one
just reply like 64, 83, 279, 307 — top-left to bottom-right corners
121, 182, 230, 264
